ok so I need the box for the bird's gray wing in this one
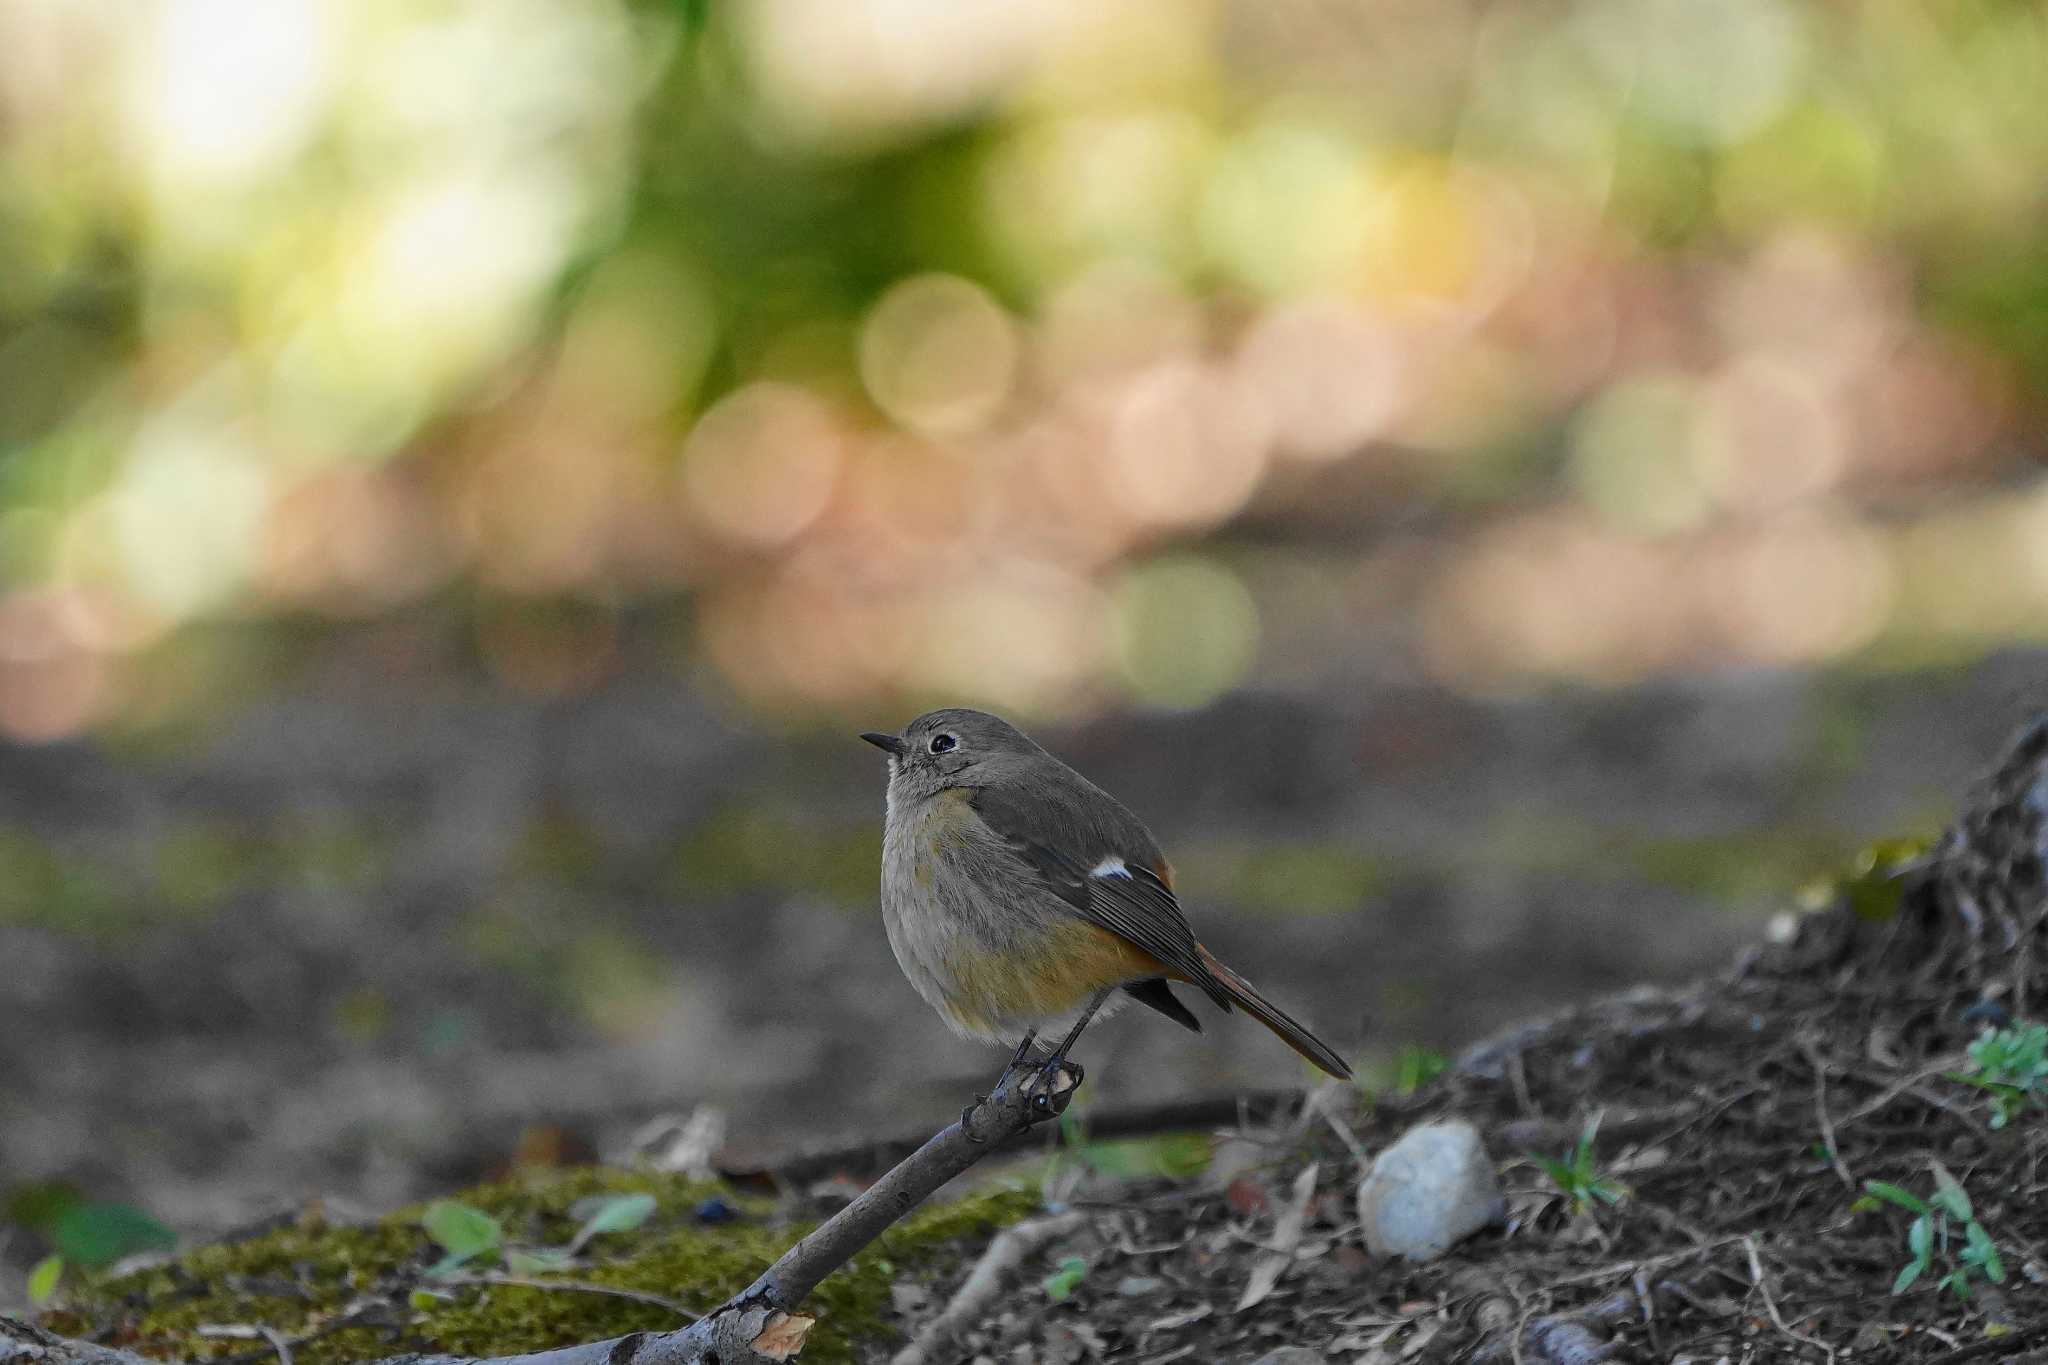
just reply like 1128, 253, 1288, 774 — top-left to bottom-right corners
969, 774, 1230, 1009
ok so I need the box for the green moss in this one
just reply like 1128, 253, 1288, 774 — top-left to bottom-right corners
1807, 834, 1938, 922
44, 1167, 1036, 1365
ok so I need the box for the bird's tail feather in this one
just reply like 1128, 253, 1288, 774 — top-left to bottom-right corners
1196, 946, 1353, 1080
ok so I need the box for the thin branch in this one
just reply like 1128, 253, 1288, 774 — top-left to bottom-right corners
196, 1325, 295, 1365
438, 1276, 699, 1321
718, 1088, 1304, 1190
2, 1317, 162, 1365
1836, 1054, 1969, 1127
1741, 1236, 1837, 1364
1798, 1036, 1855, 1192
887, 1212, 1087, 1365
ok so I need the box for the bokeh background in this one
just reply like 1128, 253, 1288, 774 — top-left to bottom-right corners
3, 0, 2046, 1297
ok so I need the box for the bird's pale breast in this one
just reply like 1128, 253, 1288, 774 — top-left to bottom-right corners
880, 786, 1157, 1040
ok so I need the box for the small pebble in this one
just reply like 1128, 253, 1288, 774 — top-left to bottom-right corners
1113, 1275, 1163, 1297
1356, 1119, 1504, 1260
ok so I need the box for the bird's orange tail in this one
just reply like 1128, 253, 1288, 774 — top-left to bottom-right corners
1197, 946, 1353, 1080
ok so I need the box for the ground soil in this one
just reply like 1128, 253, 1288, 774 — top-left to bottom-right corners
872, 718, 2048, 1362
8, 651, 2048, 1362
6, 635, 2040, 1273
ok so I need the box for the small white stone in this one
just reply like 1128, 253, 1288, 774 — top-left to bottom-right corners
1356, 1119, 1504, 1260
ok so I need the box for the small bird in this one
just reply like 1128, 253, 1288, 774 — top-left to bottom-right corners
862, 708, 1352, 1095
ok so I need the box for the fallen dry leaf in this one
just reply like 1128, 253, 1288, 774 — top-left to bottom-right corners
1146, 1303, 1214, 1333
1236, 1162, 1318, 1312
750, 1311, 815, 1360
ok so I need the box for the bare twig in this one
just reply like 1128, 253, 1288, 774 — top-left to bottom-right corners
439, 1276, 699, 1321
2, 1317, 162, 1365
887, 1211, 1087, 1365
1742, 1235, 1836, 1364
718, 1088, 1303, 1189
1798, 1037, 1855, 1192
196, 1325, 295, 1365
1836, 1054, 1969, 1127
1304, 1083, 1370, 1168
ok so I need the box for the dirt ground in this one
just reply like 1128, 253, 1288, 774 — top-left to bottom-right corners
20, 713, 2048, 1365
897, 716, 2048, 1363
4, 631, 2047, 1339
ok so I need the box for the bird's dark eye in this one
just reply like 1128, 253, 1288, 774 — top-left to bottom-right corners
929, 733, 957, 754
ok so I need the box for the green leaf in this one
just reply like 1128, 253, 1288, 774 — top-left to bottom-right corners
505, 1248, 575, 1275
1394, 1045, 1448, 1095
1907, 1216, 1930, 1259
1042, 1255, 1088, 1303
423, 1201, 501, 1258
1577, 1112, 1605, 1156
1892, 1258, 1923, 1295
27, 1255, 63, 1306
1073, 1133, 1214, 1181
49, 1203, 176, 1269
1863, 1181, 1928, 1215
409, 1288, 450, 1311
1929, 1164, 1972, 1221
426, 1251, 483, 1278
1964, 1221, 2005, 1283
575, 1193, 656, 1241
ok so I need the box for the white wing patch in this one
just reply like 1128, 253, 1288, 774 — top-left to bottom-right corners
1091, 856, 1129, 878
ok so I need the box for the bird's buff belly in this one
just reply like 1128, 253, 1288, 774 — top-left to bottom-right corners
881, 794, 1158, 1040
927, 914, 1155, 1038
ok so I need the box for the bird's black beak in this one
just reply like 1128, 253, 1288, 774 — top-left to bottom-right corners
860, 731, 908, 757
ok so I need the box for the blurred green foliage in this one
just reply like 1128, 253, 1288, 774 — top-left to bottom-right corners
0, 0, 2040, 732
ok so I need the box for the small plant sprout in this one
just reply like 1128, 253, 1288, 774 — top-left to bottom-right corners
1861, 1163, 2005, 1300
1951, 1021, 2048, 1130
27, 1255, 63, 1307
1395, 1045, 1449, 1096
564, 1193, 658, 1254
421, 1193, 660, 1278
422, 1201, 504, 1277
1042, 1255, 1088, 1302
1531, 1113, 1627, 1214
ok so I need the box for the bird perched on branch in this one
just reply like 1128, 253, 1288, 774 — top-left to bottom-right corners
862, 708, 1352, 1101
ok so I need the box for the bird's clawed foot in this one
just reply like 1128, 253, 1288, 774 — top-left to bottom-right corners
980, 1028, 1081, 1124
1022, 1053, 1083, 1115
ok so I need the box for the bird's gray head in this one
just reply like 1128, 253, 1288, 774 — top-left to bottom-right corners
860, 708, 1042, 799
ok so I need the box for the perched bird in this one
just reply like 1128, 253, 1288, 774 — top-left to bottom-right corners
861, 708, 1352, 1093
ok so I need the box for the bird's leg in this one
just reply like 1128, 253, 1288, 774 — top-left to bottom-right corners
965, 1030, 1046, 1137
1027, 990, 1109, 1112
